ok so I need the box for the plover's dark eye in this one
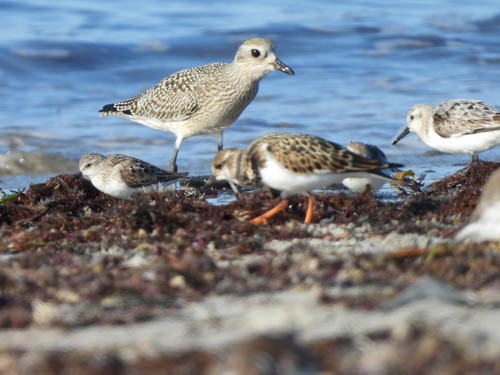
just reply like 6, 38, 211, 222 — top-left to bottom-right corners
251, 49, 261, 58
85, 163, 92, 169
214, 163, 223, 170
410, 115, 415, 120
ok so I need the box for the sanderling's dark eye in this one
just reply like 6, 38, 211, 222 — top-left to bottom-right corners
85, 163, 92, 169
409, 115, 415, 120
251, 49, 261, 58
214, 163, 223, 170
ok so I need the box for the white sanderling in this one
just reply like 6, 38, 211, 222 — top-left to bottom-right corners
342, 141, 391, 193
99, 38, 294, 172
393, 99, 500, 161
211, 133, 405, 224
79, 153, 187, 199
455, 168, 500, 242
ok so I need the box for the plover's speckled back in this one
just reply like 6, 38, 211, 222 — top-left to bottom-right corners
342, 141, 389, 193
211, 133, 405, 224
393, 99, 500, 161
79, 153, 187, 199
99, 38, 294, 172
456, 168, 500, 242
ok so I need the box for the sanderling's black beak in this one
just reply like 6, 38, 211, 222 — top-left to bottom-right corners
392, 127, 410, 145
274, 58, 294, 75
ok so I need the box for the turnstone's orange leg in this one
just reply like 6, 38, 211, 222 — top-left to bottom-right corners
250, 199, 289, 225
304, 194, 315, 224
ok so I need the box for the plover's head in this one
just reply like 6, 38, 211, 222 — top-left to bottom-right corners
234, 38, 294, 80
79, 153, 107, 179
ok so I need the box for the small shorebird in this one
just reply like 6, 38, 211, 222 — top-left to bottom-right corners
393, 99, 500, 161
342, 141, 390, 193
455, 168, 500, 242
99, 38, 294, 172
211, 133, 404, 224
79, 153, 187, 199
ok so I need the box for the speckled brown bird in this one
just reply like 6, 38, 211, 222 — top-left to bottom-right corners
99, 38, 294, 172
211, 133, 404, 224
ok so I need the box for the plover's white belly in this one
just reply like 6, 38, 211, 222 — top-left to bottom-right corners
130, 89, 254, 139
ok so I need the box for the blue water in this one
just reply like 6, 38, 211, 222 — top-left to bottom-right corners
1, 0, 500, 191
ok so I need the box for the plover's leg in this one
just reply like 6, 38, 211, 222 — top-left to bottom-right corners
170, 137, 185, 172
216, 131, 223, 151
250, 199, 288, 225
304, 194, 316, 224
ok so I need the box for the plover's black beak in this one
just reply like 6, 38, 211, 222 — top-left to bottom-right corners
273, 58, 295, 75
392, 127, 410, 145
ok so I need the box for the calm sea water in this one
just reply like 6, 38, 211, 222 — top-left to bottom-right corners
1, 0, 500, 191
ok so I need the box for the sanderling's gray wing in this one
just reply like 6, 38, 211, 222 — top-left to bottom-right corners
433, 99, 500, 137
100, 63, 225, 122
108, 155, 186, 188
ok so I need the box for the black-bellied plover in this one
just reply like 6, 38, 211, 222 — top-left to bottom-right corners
455, 168, 500, 242
211, 133, 405, 224
342, 141, 390, 193
99, 38, 294, 172
393, 99, 500, 161
79, 153, 187, 199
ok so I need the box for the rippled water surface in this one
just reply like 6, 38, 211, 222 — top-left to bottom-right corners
1, 0, 500, 191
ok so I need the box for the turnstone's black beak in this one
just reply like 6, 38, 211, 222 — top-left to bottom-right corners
203, 176, 240, 196
274, 58, 294, 75
392, 127, 410, 145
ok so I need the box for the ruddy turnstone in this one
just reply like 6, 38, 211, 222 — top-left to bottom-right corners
211, 133, 404, 224
393, 99, 500, 161
99, 38, 294, 172
79, 153, 187, 199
